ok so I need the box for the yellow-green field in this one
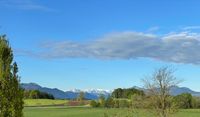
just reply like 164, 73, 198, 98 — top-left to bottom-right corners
24, 107, 200, 117
24, 99, 68, 106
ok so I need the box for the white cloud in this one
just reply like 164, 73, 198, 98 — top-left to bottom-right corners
25, 31, 200, 65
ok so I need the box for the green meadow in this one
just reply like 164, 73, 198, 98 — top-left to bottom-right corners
24, 99, 200, 117
24, 107, 200, 117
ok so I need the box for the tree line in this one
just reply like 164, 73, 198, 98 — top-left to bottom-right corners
24, 90, 55, 99
91, 92, 200, 109
112, 87, 144, 99
90, 88, 144, 108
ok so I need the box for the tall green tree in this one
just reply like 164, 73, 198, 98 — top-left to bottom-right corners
174, 93, 193, 109
0, 35, 24, 117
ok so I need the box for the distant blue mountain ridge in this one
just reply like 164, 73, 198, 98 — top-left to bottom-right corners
21, 83, 111, 100
21, 83, 200, 100
132, 86, 200, 96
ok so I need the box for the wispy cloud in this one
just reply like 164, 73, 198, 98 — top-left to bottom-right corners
0, 0, 54, 11
183, 26, 200, 30
14, 48, 39, 58
146, 26, 160, 33
18, 30, 200, 65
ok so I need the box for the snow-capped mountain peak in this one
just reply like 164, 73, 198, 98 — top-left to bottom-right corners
83, 89, 112, 93
66, 89, 82, 93
66, 88, 112, 94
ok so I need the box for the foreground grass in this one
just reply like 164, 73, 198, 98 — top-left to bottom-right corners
24, 107, 200, 117
24, 99, 68, 107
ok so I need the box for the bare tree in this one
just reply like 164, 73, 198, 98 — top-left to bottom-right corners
77, 91, 85, 101
142, 66, 181, 117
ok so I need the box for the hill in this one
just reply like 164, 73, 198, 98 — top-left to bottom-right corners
170, 86, 200, 96
132, 86, 200, 96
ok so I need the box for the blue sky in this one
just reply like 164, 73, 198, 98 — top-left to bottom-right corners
1, 0, 200, 91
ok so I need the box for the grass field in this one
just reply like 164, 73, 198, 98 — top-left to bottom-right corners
24, 99, 68, 107
24, 107, 200, 117
24, 99, 200, 117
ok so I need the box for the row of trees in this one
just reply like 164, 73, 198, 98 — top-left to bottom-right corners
24, 90, 54, 99
91, 93, 200, 109
112, 88, 144, 99
90, 88, 145, 108
90, 97, 130, 108
173, 93, 200, 109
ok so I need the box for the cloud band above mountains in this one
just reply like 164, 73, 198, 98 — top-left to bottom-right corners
17, 31, 200, 64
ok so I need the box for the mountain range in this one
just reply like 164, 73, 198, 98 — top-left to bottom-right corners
21, 83, 111, 99
21, 83, 200, 100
